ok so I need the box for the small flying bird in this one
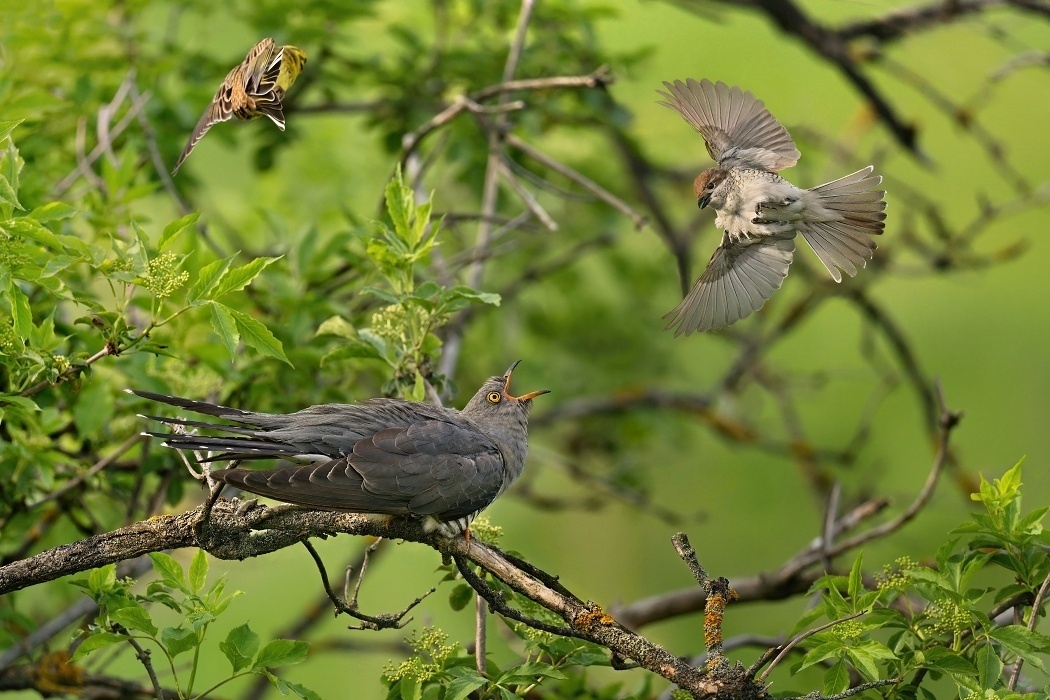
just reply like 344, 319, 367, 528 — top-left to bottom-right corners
128, 362, 549, 538
172, 38, 307, 175
658, 79, 887, 335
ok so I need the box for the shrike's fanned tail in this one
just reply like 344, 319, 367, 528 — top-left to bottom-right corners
799, 166, 886, 282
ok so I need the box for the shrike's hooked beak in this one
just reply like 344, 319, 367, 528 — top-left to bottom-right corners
503, 360, 551, 401
697, 193, 712, 209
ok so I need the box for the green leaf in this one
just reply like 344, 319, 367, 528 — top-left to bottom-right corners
0, 119, 23, 143
4, 217, 65, 252
29, 201, 77, 223
211, 256, 281, 298
8, 281, 32, 337
161, 626, 198, 658
274, 678, 323, 700
0, 173, 23, 211
73, 377, 116, 437
397, 675, 422, 700
922, 647, 977, 676
988, 625, 1050, 671
449, 584, 474, 611
189, 254, 235, 303
72, 631, 126, 660
497, 661, 568, 684
225, 306, 292, 366
976, 642, 1003, 688
209, 302, 240, 357
88, 564, 117, 593
110, 605, 158, 637
847, 553, 864, 601
823, 658, 850, 696
189, 549, 208, 593
159, 212, 201, 250
149, 552, 189, 593
315, 315, 356, 339
219, 623, 260, 673
253, 639, 309, 671
444, 668, 488, 700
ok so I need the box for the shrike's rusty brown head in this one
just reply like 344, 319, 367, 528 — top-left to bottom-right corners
694, 168, 728, 209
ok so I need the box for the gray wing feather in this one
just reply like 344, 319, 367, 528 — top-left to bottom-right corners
214, 420, 506, 521
664, 234, 795, 335
658, 79, 801, 172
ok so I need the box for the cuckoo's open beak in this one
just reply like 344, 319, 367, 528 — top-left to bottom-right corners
503, 360, 551, 401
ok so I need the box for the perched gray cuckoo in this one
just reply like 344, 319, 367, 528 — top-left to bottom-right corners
128, 362, 548, 537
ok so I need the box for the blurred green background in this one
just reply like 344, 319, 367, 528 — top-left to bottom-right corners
1, 0, 1048, 697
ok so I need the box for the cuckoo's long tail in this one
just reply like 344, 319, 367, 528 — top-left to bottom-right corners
799, 166, 886, 282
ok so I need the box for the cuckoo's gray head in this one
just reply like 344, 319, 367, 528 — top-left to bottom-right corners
462, 360, 548, 487
462, 360, 549, 421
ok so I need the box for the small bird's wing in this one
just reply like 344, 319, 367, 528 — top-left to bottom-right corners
171, 39, 279, 175
663, 233, 795, 335
214, 420, 506, 521
241, 38, 278, 93
658, 79, 801, 172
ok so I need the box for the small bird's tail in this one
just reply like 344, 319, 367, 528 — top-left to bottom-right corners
799, 166, 886, 282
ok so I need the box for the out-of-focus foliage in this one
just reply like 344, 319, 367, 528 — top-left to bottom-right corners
1, 0, 1049, 697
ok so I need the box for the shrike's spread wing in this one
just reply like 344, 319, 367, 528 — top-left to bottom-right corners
663, 233, 795, 335
658, 79, 801, 172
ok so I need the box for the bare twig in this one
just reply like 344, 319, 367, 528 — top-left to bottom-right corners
754, 611, 865, 683
300, 538, 432, 630
1006, 568, 1050, 690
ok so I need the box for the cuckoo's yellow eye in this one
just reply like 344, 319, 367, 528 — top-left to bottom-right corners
487, 391, 502, 404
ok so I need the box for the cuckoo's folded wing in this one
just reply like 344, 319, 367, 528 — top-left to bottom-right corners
213, 421, 507, 522
663, 233, 795, 335
658, 78, 800, 172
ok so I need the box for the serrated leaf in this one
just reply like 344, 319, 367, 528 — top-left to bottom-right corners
0, 173, 23, 210
73, 377, 115, 437
922, 647, 977, 676
8, 281, 32, 337
398, 675, 422, 700
149, 552, 189, 593
449, 583, 474, 611
5, 217, 64, 252
225, 306, 291, 366
88, 564, 117, 593
847, 553, 864, 601
219, 623, 259, 673
497, 661, 568, 684
253, 639, 309, 671
209, 302, 240, 357
823, 658, 850, 696
0, 120, 23, 143
989, 626, 1050, 671
277, 679, 323, 700
189, 549, 208, 593
212, 256, 281, 298
159, 212, 200, 250
315, 315, 356, 339
976, 641, 1003, 688
72, 631, 126, 660
29, 201, 77, 223
189, 255, 235, 303
320, 343, 383, 365
161, 626, 198, 658
110, 605, 158, 636
444, 668, 488, 700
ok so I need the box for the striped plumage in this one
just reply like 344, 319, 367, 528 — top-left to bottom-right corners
658, 78, 887, 334
128, 362, 548, 537
172, 38, 307, 175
